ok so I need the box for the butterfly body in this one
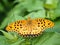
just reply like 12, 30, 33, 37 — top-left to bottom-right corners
6, 18, 54, 37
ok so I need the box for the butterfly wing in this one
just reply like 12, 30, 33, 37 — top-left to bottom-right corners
6, 18, 54, 37
6, 20, 28, 35
30, 18, 54, 35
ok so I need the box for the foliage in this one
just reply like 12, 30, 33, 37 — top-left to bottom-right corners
0, 0, 60, 45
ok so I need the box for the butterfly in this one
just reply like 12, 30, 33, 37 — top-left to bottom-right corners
6, 18, 54, 37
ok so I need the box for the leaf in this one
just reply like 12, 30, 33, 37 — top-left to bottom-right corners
44, 0, 59, 9
0, 30, 18, 40
0, 35, 8, 45
0, 32, 25, 45
20, 0, 44, 12
31, 32, 60, 45
0, 32, 60, 45
46, 0, 60, 19
54, 0, 60, 18
24, 9, 45, 19
0, 3, 4, 12
7, 4, 26, 16
11, 38, 25, 45
0, 15, 24, 29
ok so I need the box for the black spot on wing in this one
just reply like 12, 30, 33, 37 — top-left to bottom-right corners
20, 27, 22, 28
20, 24, 22, 26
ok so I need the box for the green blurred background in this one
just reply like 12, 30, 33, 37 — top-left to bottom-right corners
0, 0, 60, 45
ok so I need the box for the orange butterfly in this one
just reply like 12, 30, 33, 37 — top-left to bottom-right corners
6, 18, 54, 37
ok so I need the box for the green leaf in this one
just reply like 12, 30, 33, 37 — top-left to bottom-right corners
0, 15, 24, 29
54, 1, 60, 18
0, 30, 18, 40
0, 32, 24, 45
24, 9, 45, 19
45, 0, 60, 19
44, 0, 59, 9
46, 10, 56, 20
31, 32, 60, 45
20, 0, 44, 12
7, 4, 26, 16
11, 38, 25, 45
0, 3, 4, 12
0, 32, 60, 45
0, 35, 8, 45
